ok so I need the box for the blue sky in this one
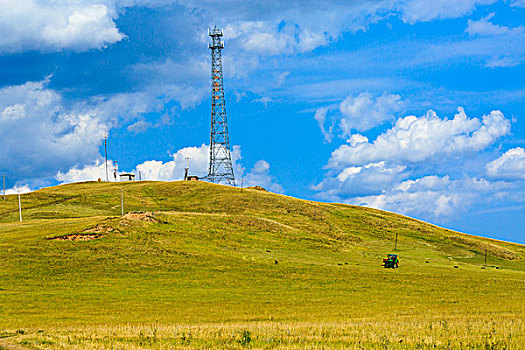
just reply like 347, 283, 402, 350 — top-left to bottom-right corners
0, 0, 524, 243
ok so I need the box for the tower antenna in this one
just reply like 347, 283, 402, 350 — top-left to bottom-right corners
104, 133, 109, 182
207, 26, 235, 186
184, 156, 190, 181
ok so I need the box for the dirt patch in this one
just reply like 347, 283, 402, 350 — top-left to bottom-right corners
49, 233, 102, 241
48, 224, 114, 241
247, 186, 267, 191
123, 211, 158, 223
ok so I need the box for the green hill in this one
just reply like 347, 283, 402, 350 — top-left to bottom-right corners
0, 181, 524, 349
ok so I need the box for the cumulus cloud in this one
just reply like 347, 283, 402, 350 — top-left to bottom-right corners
56, 144, 216, 183
313, 92, 403, 143
0, 79, 108, 181
0, 75, 212, 186
0, 0, 500, 57
56, 144, 284, 192
486, 147, 525, 180
339, 92, 403, 133
224, 21, 328, 56
0, 1, 125, 53
135, 144, 212, 181
243, 160, 284, 193
328, 107, 510, 169
352, 175, 509, 218
314, 161, 408, 198
56, 160, 113, 183
315, 106, 514, 220
5, 185, 32, 195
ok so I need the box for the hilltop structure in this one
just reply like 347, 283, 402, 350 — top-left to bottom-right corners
206, 26, 236, 186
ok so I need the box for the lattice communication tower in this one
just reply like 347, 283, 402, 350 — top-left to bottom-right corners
207, 26, 235, 186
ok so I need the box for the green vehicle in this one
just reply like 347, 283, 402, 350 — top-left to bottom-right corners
382, 254, 399, 268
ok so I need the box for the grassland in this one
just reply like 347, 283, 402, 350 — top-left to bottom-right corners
0, 181, 524, 349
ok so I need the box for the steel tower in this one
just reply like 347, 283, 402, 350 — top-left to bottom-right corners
207, 26, 235, 186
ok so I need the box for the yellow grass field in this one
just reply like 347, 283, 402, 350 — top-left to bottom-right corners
0, 181, 524, 349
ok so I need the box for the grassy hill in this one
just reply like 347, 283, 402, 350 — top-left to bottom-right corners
0, 181, 524, 349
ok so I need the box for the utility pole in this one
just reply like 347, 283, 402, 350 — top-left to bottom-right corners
104, 134, 109, 182
113, 161, 118, 182
184, 157, 190, 181
207, 26, 235, 186
2, 174, 5, 200
394, 232, 398, 251
18, 190, 22, 222
121, 189, 124, 216
241, 179, 244, 192
484, 250, 488, 267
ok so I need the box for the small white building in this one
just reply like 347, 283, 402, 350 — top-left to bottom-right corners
119, 173, 135, 181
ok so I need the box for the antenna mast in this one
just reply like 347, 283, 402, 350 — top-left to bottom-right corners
207, 26, 235, 186
104, 134, 108, 182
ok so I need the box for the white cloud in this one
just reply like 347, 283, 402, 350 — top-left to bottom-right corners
398, 0, 497, 24
124, 0, 498, 61
352, 175, 509, 218
0, 1, 125, 53
135, 144, 211, 181
466, 13, 525, 37
486, 147, 525, 180
0, 80, 108, 180
224, 21, 329, 56
511, 0, 525, 7
1, 0, 496, 56
127, 120, 151, 134
55, 144, 283, 192
328, 107, 510, 169
315, 106, 515, 220
0, 75, 212, 184
56, 145, 213, 183
463, 14, 525, 67
314, 108, 334, 143
5, 185, 32, 195
243, 160, 284, 193
56, 160, 113, 183
314, 161, 408, 198
339, 92, 403, 133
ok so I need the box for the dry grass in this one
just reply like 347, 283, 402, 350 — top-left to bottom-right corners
0, 181, 524, 349
3, 315, 523, 349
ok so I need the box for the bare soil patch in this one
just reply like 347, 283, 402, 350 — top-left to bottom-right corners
48, 224, 114, 241
49, 233, 101, 241
123, 211, 158, 223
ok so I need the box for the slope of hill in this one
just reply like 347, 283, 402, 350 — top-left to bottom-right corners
0, 181, 524, 349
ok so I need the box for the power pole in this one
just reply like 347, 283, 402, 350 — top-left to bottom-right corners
18, 190, 22, 222
484, 250, 487, 267
184, 157, 190, 181
2, 174, 5, 200
207, 26, 235, 186
121, 189, 124, 216
394, 232, 398, 251
104, 134, 109, 182
113, 161, 118, 182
